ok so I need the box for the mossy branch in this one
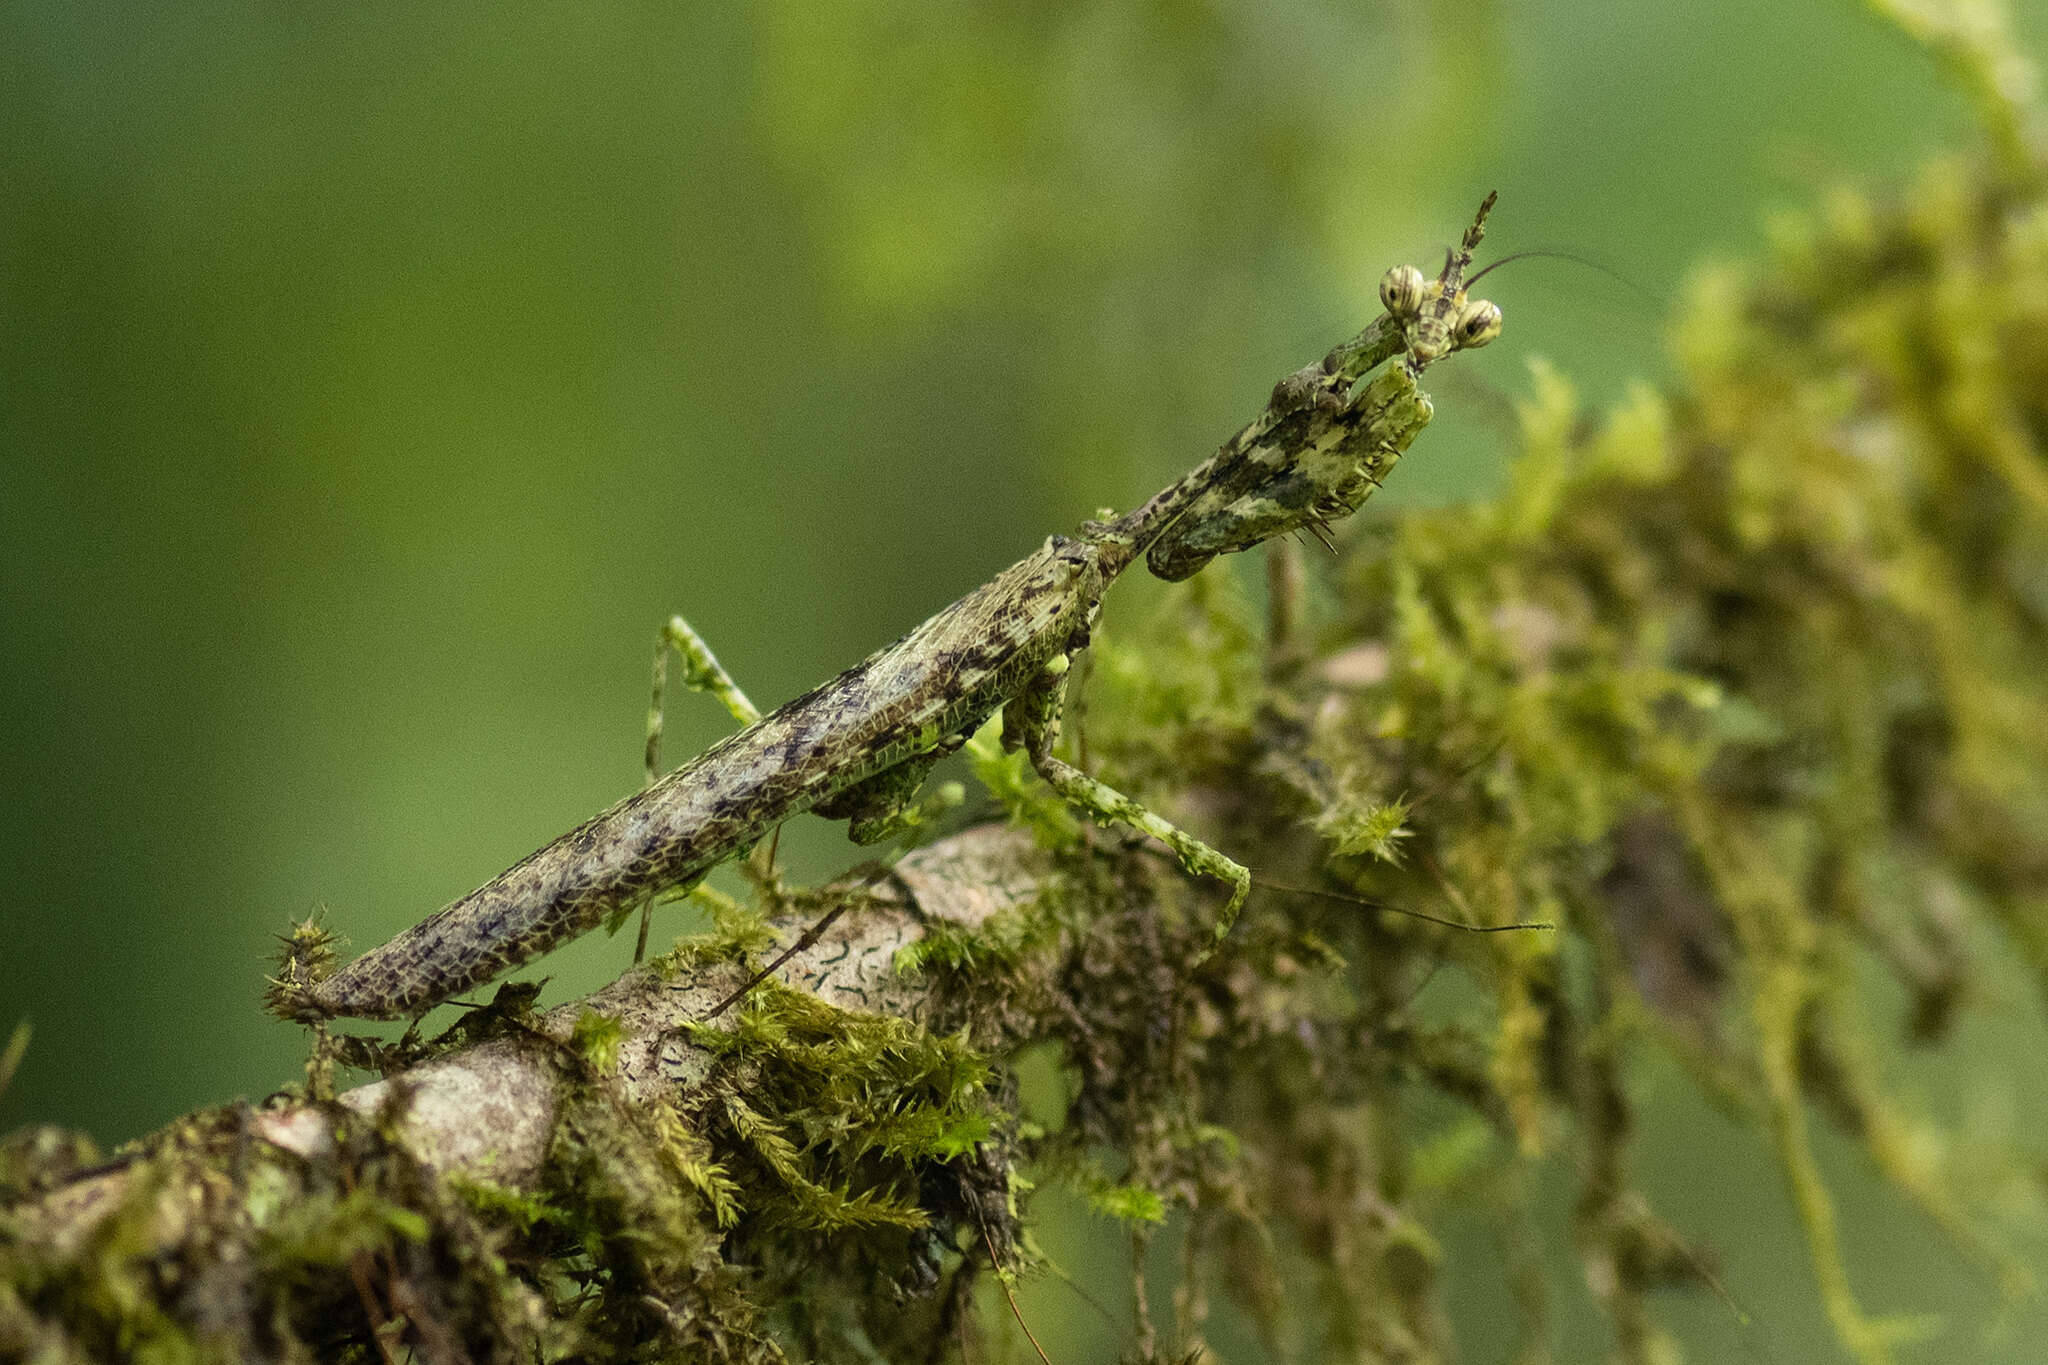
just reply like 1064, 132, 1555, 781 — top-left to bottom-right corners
2, 826, 1104, 1363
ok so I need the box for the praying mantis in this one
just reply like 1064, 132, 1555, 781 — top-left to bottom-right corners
270, 194, 1505, 1022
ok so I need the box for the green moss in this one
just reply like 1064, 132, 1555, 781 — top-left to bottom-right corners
448, 1175, 570, 1236
892, 895, 1061, 979
568, 1009, 626, 1075
685, 983, 998, 1229
1084, 1179, 1167, 1226
647, 884, 780, 977
1315, 792, 1415, 864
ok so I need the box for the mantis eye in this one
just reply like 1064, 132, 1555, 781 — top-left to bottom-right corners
1452, 297, 1502, 349
1379, 264, 1426, 320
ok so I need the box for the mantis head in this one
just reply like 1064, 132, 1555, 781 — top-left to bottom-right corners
1377, 189, 1504, 374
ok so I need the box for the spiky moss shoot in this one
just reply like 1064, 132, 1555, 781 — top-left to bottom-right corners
568, 1010, 626, 1075
264, 913, 342, 1024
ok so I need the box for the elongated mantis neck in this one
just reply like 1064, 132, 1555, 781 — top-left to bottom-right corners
1093, 307, 1411, 566
1083, 187, 1501, 577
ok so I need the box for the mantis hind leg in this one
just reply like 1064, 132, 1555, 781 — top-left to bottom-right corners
637, 615, 770, 963
647, 614, 763, 779
1008, 660, 1249, 960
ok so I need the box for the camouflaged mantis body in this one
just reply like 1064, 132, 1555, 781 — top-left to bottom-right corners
279, 195, 1505, 1021
292, 538, 1117, 1018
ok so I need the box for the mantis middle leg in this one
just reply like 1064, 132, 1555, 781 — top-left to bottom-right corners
1004, 656, 1250, 958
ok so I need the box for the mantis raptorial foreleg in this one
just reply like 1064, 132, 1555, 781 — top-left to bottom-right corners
1004, 657, 1250, 953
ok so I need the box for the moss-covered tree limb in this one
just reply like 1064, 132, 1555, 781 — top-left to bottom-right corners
1, 825, 1110, 1363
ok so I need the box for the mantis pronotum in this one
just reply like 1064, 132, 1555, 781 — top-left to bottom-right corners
270, 194, 1506, 1022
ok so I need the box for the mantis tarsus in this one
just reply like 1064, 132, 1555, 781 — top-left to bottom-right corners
271, 194, 1506, 1022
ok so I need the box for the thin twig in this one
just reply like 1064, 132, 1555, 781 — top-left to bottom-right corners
978, 1210, 1054, 1365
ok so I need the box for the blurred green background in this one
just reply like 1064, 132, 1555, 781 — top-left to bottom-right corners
5, 2, 2045, 1360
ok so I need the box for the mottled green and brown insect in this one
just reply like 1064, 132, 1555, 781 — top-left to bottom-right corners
271, 195, 1506, 1022
1144, 190, 1501, 580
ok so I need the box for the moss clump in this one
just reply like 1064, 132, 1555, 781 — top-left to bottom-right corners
1061, 145, 2048, 1364
668, 980, 1018, 1361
